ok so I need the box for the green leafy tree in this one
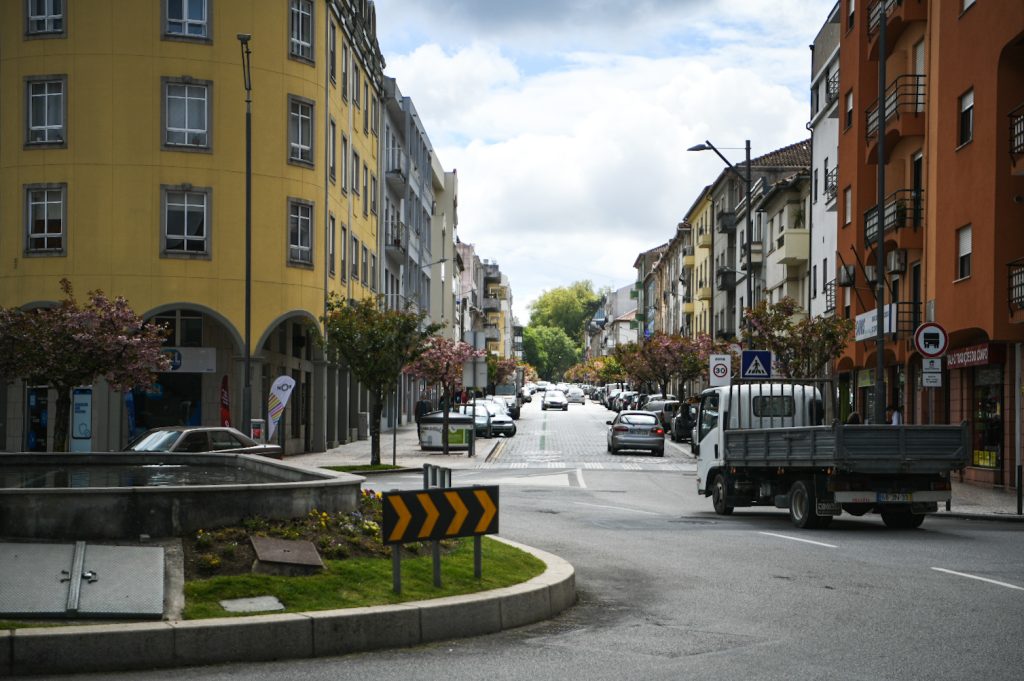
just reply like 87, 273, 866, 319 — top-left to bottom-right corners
404, 337, 483, 453
487, 355, 519, 393
0, 279, 169, 452
320, 294, 439, 465
744, 298, 854, 378
523, 325, 579, 380
528, 281, 602, 346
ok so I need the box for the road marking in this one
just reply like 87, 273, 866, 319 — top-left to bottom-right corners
573, 501, 659, 515
931, 567, 1024, 591
572, 468, 587, 489
758, 532, 837, 548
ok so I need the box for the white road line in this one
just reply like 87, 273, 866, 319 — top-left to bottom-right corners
931, 567, 1024, 591
573, 501, 659, 515
758, 532, 838, 548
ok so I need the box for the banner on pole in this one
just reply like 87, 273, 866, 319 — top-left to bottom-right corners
220, 375, 232, 427
266, 375, 297, 441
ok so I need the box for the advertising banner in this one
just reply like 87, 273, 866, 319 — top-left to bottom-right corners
266, 376, 297, 441
219, 375, 231, 427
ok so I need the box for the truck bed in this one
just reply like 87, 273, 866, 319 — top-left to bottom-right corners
722, 423, 970, 475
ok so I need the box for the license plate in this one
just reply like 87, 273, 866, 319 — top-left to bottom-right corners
816, 502, 841, 516
877, 493, 912, 502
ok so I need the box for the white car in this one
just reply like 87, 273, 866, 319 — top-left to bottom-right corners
566, 387, 586, 404
542, 390, 569, 411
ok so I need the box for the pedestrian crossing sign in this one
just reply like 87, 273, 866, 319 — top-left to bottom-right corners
740, 350, 773, 379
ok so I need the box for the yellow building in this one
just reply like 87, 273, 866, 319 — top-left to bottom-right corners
687, 186, 714, 338
1, 0, 385, 453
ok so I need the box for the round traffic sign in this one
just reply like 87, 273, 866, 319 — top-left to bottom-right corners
712, 362, 728, 378
914, 322, 948, 358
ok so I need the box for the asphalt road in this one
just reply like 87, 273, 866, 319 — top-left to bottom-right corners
56, 399, 1024, 681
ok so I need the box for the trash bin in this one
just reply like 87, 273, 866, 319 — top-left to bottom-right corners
418, 410, 474, 451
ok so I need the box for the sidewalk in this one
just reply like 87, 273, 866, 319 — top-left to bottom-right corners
286, 423, 1024, 522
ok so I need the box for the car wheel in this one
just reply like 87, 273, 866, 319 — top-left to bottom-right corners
789, 480, 821, 529
711, 474, 734, 516
607, 440, 612, 452
509, 425, 517, 437
654, 448, 664, 457
563, 406, 569, 411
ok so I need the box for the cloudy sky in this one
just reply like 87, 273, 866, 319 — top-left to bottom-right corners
372, 0, 836, 323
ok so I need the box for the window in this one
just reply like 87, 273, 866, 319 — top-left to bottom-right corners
958, 88, 974, 147
25, 184, 65, 254
753, 396, 795, 418
27, 0, 64, 35
845, 91, 853, 128
363, 82, 369, 132
370, 254, 377, 291
288, 199, 313, 265
164, 79, 210, 149
362, 164, 369, 215
843, 186, 852, 225
341, 46, 349, 100
813, 169, 818, 203
163, 186, 209, 255
340, 224, 347, 279
370, 175, 378, 214
957, 225, 972, 279
351, 151, 360, 193
340, 135, 348, 191
847, 0, 855, 30
328, 20, 337, 82
328, 214, 336, 276
154, 310, 203, 346
328, 118, 336, 181
289, 0, 313, 61
812, 265, 817, 297
26, 76, 65, 145
350, 236, 359, 278
361, 245, 368, 285
353, 66, 361, 108
288, 96, 313, 165
165, 0, 209, 39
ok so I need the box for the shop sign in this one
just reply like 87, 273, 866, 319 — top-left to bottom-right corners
161, 347, 217, 373
855, 304, 897, 342
946, 343, 1004, 370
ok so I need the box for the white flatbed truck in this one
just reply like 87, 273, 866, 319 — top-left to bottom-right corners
692, 383, 970, 529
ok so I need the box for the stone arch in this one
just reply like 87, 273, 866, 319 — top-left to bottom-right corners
143, 302, 244, 356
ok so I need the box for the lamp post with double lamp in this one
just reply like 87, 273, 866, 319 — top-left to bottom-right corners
238, 34, 253, 436
688, 139, 753, 347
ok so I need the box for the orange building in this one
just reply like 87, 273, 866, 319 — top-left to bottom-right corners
836, 0, 1024, 487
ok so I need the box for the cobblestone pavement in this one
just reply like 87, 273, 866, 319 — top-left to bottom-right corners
482, 398, 696, 472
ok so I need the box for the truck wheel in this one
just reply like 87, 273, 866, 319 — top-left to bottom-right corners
789, 480, 821, 529
712, 475, 733, 515
881, 512, 925, 529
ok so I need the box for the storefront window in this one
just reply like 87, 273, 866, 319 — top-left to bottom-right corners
972, 365, 1002, 469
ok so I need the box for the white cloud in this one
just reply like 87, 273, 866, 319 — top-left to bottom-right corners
374, 1, 834, 322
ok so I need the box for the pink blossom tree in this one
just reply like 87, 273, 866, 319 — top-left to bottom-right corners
0, 279, 169, 452
404, 338, 483, 453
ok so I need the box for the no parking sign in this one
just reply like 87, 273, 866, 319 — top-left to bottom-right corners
709, 354, 732, 387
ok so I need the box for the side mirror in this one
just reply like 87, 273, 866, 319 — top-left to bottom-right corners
606, 420, 612, 425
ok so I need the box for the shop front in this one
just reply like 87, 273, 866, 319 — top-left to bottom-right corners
947, 342, 1007, 486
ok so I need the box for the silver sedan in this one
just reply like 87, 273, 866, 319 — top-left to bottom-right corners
606, 411, 665, 456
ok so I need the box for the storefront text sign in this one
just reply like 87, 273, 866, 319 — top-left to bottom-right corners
946, 343, 1004, 370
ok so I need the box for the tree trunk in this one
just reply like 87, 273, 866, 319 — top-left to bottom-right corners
441, 385, 451, 455
53, 386, 71, 453
369, 390, 384, 466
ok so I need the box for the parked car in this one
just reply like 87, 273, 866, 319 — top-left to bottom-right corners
643, 399, 679, 430
542, 390, 569, 411
476, 400, 517, 437
566, 387, 586, 404
671, 402, 699, 442
125, 426, 283, 458
456, 403, 494, 437
613, 391, 637, 412
606, 411, 665, 456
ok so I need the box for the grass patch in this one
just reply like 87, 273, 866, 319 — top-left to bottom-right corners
0, 620, 70, 630
325, 464, 406, 473
183, 537, 544, 619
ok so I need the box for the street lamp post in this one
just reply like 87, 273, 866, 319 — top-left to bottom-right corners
238, 34, 253, 436
688, 140, 754, 347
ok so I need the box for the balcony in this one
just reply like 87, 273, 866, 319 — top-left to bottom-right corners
483, 323, 500, 341
682, 245, 695, 267
1011, 102, 1024, 175
385, 151, 409, 193
824, 279, 836, 314
773, 229, 809, 266
482, 296, 500, 311
385, 222, 407, 260
894, 301, 922, 339
716, 269, 737, 291
1009, 259, 1024, 321
866, 74, 926, 163
867, 0, 927, 60
863, 189, 924, 244
824, 166, 838, 208
482, 262, 501, 282
717, 210, 737, 234
696, 229, 712, 248
826, 70, 839, 114
696, 280, 712, 301
740, 240, 763, 269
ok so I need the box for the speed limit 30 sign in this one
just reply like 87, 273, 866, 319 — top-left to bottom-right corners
709, 354, 732, 387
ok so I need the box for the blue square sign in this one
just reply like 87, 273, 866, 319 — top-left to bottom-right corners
740, 350, 773, 379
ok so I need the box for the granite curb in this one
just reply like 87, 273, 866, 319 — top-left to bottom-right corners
2, 537, 576, 677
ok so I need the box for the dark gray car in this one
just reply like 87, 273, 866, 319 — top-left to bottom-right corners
607, 411, 665, 456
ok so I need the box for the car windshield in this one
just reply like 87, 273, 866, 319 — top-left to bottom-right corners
547, 391, 565, 399
620, 414, 658, 425
126, 430, 181, 452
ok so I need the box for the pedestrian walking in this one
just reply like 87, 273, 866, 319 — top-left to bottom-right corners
846, 411, 862, 425
414, 393, 432, 437
885, 404, 902, 425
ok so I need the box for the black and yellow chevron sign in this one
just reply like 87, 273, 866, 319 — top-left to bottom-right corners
382, 486, 499, 545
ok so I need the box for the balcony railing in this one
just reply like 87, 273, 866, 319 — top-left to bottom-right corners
867, 0, 899, 35
866, 74, 925, 140
1009, 259, 1024, 315
894, 301, 922, 339
1011, 102, 1024, 161
824, 279, 836, 313
717, 210, 737, 234
824, 166, 838, 202
826, 70, 839, 105
864, 188, 924, 243
716, 269, 737, 291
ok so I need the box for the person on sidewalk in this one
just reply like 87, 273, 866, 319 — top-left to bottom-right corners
885, 404, 902, 425
415, 393, 432, 437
